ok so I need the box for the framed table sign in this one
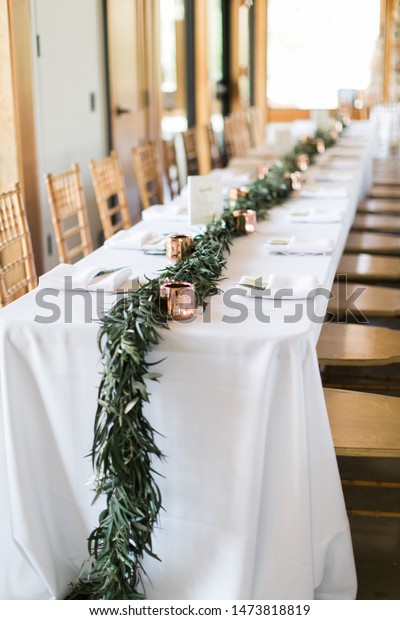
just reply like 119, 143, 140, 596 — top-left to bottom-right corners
188, 176, 223, 225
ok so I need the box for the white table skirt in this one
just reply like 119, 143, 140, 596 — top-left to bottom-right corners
0, 122, 375, 600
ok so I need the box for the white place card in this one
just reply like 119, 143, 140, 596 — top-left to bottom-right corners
188, 176, 223, 225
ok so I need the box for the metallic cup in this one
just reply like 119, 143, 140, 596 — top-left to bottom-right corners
166, 234, 194, 264
335, 120, 344, 133
233, 208, 257, 234
296, 153, 309, 172
257, 162, 272, 180
228, 186, 250, 208
159, 281, 196, 321
290, 171, 303, 191
316, 138, 325, 153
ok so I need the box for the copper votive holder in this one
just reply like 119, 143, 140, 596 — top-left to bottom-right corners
159, 281, 196, 321
290, 171, 303, 191
257, 163, 271, 180
316, 138, 325, 154
330, 129, 338, 141
335, 120, 343, 133
229, 186, 250, 207
233, 208, 256, 234
166, 234, 194, 264
296, 154, 309, 172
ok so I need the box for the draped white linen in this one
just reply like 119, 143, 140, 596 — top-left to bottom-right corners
0, 122, 374, 600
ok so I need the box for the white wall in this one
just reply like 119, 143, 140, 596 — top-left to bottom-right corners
30, 0, 108, 272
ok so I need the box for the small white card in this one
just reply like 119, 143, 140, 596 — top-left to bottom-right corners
188, 176, 222, 225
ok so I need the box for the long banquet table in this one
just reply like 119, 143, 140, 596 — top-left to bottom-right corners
0, 122, 375, 600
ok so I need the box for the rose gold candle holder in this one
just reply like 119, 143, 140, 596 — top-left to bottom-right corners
229, 186, 250, 208
330, 129, 338, 141
257, 163, 271, 180
166, 234, 194, 264
315, 138, 325, 153
233, 208, 256, 234
334, 120, 344, 133
290, 171, 303, 191
159, 281, 196, 321
296, 154, 309, 172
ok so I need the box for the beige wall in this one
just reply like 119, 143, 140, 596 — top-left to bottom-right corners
0, 0, 18, 192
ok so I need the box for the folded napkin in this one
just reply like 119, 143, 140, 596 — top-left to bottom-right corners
300, 185, 348, 199
38, 263, 133, 292
238, 273, 320, 299
105, 229, 166, 252
314, 171, 353, 183
289, 209, 343, 223
141, 204, 188, 221
263, 236, 334, 255
324, 160, 357, 171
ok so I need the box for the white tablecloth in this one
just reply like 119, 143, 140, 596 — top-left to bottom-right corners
0, 122, 375, 600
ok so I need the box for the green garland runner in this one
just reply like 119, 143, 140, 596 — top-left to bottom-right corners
66, 125, 342, 600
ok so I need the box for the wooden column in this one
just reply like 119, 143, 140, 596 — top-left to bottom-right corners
194, 0, 211, 173
384, 0, 393, 102
143, 0, 162, 142
0, 0, 18, 192
7, 0, 43, 273
253, 0, 267, 132
230, 0, 241, 112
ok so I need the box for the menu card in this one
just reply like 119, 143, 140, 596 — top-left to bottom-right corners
188, 176, 223, 225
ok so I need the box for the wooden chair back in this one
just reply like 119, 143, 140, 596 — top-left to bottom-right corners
205, 123, 224, 169
325, 388, 400, 459
317, 323, 400, 366
232, 110, 251, 154
162, 138, 181, 199
131, 142, 164, 210
182, 128, 200, 176
0, 183, 37, 307
45, 164, 93, 263
223, 115, 244, 161
89, 151, 132, 240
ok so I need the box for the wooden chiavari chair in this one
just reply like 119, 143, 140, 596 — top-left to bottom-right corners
337, 254, 400, 284
45, 164, 93, 264
162, 138, 181, 199
89, 151, 132, 240
318, 323, 400, 368
205, 123, 224, 169
182, 128, 200, 176
223, 115, 244, 162
232, 110, 251, 154
345, 232, 400, 256
131, 142, 164, 210
328, 282, 400, 319
0, 183, 37, 307
351, 213, 400, 233
357, 199, 400, 215
324, 387, 400, 518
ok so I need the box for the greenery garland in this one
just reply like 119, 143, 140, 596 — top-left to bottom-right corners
66, 125, 341, 600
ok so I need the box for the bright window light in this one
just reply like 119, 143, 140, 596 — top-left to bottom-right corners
267, 0, 381, 109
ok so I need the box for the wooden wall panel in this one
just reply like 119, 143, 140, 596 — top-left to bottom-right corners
0, 0, 18, 192
8, 0, 43, 274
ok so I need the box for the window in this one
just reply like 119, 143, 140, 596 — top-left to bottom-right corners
267, 0, 381, 109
